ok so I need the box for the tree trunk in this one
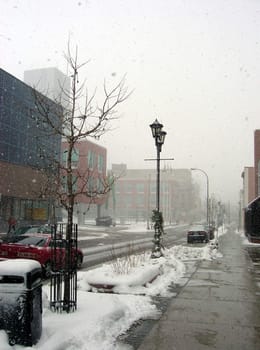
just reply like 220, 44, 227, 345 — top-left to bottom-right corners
63, 148, 74, 312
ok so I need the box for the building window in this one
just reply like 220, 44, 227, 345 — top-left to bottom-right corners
136, 183, 144, 193
126, 197, 132, 208
62, 175, 77, 193
62, 150, 67, 165
97, 154, 104, 173
88, 176, 96, 194
161, 183, 169, 193
150, 194, 156, 207
136, 194, 144, 207
126, 183, 132, 193
71, 148, 79, 168
88, 150, 95, 169
150, 183, 156, 193
62, 148, 79, 168
97, 178, 104, 192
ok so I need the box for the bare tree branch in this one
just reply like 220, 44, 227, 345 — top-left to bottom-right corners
32, 43, 129, 222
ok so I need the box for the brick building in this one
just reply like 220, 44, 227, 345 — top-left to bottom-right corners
254, 129, 260, 197
239, 130, 260, 231
106, 164, 201, 224
61, 139, 108, 224
241, 167, 255, 207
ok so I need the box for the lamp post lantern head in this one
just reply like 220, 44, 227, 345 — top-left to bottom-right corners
150, 119, 166, 150
157, 130, 166, 146
150, 119, 163, 139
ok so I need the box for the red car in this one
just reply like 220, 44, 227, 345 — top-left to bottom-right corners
0, 234, 83, 277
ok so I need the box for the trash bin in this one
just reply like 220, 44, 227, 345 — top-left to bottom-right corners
0, 259, 42, 346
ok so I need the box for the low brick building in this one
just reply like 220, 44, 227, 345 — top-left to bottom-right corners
61, 139, 108, 224
106, 164, 201, 225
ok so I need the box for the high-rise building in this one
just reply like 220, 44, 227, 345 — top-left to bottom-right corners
24, 67, 70, 109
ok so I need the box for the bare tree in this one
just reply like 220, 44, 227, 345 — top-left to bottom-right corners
31, 44, 129, 311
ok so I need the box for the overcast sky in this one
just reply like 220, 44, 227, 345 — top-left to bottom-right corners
1, 0, 260, 205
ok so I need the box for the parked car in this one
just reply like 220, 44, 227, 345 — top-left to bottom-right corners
187, 225, 209, 244
0, 234, 83, 277
95, 216, 113, 227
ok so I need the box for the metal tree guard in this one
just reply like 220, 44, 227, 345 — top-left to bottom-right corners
150, 119, 167, 258
50, 223, 78, 313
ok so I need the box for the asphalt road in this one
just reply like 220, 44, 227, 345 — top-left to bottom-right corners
78, 224, 188, 247
78, 224, 189, 268
0, 223, 189, 270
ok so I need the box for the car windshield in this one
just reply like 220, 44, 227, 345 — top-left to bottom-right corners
13, 226, 33, 235
189, 225, 206, 231
26, 226, 52, 234
10, 236, 47, 247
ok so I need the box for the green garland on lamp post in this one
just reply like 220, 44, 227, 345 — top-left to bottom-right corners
151, 209, 165, 257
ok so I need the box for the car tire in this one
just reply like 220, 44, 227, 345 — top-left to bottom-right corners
9, 338, 16, 346
44, 261, 52, 278
76, 254, 83, 269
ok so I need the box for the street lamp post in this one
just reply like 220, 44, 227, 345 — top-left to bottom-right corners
191, 168, 209, 231
150, 119, 166, 258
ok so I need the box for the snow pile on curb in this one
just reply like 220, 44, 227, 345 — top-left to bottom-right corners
78, 243, 221, 296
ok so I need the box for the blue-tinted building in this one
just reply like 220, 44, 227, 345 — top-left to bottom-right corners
0, 68, 62, 229
0, 68, 61, 168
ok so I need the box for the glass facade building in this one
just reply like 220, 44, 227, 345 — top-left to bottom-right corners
0, 68, 62, 229
0, 68, 61, 169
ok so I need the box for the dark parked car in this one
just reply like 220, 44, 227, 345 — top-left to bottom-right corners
187, 225, 209, 244
0, 234, 83, 277
96, 216, 113, 227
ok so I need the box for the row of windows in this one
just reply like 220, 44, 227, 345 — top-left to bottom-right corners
115, 210, 147, 218
61, 176, 105, 194
115, 183, 170, 193
0, 196, 50, 222
62, 149, 105, 172
114, 195, 157, 208
0, 138, 60, 169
